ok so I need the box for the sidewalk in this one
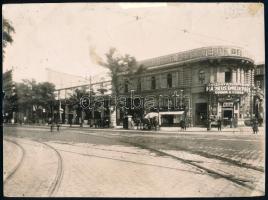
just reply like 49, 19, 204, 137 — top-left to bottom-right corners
4, 123, 265, 135
159, 126, 265, 133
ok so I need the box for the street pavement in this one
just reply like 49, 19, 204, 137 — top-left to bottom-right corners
3, 126, 265, 197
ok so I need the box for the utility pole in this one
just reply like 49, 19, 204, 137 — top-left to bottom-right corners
58, 90, 62, 123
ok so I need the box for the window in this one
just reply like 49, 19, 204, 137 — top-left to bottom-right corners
167, 73, 172, 88
225, 68, 232, 83
124, 80, 128, 93
151, 76, 156, 90
137, 78, 141, 92
256, 81, 261, 89
199, 70, 205, 83
256, 68, 261, 75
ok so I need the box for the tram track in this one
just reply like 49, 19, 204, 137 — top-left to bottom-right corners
39, 141, 64, 197
123, 141, 263, 193
73, 132, 263, 193
3, 129, 264, 196
3, 137, 64, 197
3, 138, 25, 185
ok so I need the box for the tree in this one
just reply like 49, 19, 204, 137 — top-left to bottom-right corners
13, 80, 56, 123
98, 48, 146, 126
3, 17, 15, 58
3, 70, 17, 122
67, 88, 90, 124
99, 47, 146, 96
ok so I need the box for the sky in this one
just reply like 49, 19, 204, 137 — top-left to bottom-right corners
3, 3, 265, 84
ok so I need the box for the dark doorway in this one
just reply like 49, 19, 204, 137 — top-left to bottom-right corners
223, 109, 233, 119
195, 103, 207, 126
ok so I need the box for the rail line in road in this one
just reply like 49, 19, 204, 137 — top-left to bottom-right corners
3, 128, 264, 196
3, 137, 64, 197
73, 132, 263, 194
3, 138, 25, 185
74, 130, 264, 171
124, 141, 262, 192
40, 141, 64, 197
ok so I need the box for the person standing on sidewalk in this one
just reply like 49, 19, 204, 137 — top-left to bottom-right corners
217, 118, 222, 131
252, 119, 259, 134
230, 117, 234, 128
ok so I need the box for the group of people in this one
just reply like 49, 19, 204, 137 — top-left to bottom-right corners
138, 117, 158, 131
48, 118, 60, 132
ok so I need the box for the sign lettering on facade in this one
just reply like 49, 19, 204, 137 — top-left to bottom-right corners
223, 102, 234, 107
206, 83, 250, 94
139, 46, 251, 68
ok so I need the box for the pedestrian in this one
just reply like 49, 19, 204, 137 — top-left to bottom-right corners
180, 120, 185, 131
56, 122, 60, 132
217, 118, 222, 131
48, 117, 53, 132
136, 118, 141, 130
230, 117, 233, 128
153, 116, 158, 131
50, 121, 54, 132
252, 119, 259, 134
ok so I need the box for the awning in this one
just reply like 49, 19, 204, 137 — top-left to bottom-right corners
159, 111, 184, 115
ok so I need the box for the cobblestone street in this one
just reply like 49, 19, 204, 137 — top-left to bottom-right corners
3, 126, 265, 197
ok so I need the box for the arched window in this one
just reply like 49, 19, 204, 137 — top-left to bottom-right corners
151, 76, 156, 90
225, 68, 232, 83
167, 73, 172, 88
199, 70, 205, 83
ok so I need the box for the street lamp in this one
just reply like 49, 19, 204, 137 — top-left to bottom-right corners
158, 95, 163, 126
180, 90, 184, 110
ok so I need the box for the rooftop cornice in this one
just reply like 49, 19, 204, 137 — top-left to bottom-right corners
138, 46, 254, 69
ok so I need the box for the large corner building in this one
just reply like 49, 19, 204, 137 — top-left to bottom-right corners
117, 46, 263, 127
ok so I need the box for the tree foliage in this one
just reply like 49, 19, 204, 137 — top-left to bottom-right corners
99, 48, 145, 95
4, 80, 55, 121
67, 88, 90, 117
3, 17, 15, 58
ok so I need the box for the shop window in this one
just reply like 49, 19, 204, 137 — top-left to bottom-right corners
167, 73, 172, 88
199, 70, 205, 83
151, 76, 156, 90
225, 68, 232, 83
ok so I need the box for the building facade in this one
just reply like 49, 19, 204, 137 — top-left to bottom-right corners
117, 46, 257, 127
253, 64, 265, 124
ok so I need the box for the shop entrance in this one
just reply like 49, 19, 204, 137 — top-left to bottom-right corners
223, 110, 233, 119
195, 103, 207, 126
222, 109, 233, 127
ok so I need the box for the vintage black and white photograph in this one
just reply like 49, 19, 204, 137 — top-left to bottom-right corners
2, 2, 265, 197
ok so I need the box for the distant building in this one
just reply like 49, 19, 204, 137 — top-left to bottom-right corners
253, 64, 265, 122
46, 68, 90, 90
117, 46, 258, 127
254, 64, 265, 92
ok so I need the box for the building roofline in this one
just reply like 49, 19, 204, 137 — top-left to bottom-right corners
138, 46, 254, 69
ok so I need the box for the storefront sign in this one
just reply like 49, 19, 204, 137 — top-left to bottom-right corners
206, 83, 251, 94
140, 46, 251, 68
223, 102, 233, 107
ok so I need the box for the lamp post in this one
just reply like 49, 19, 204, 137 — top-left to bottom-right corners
42, 108, 46, 124
158, 95, 162, 126
180, 90, 184, 110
